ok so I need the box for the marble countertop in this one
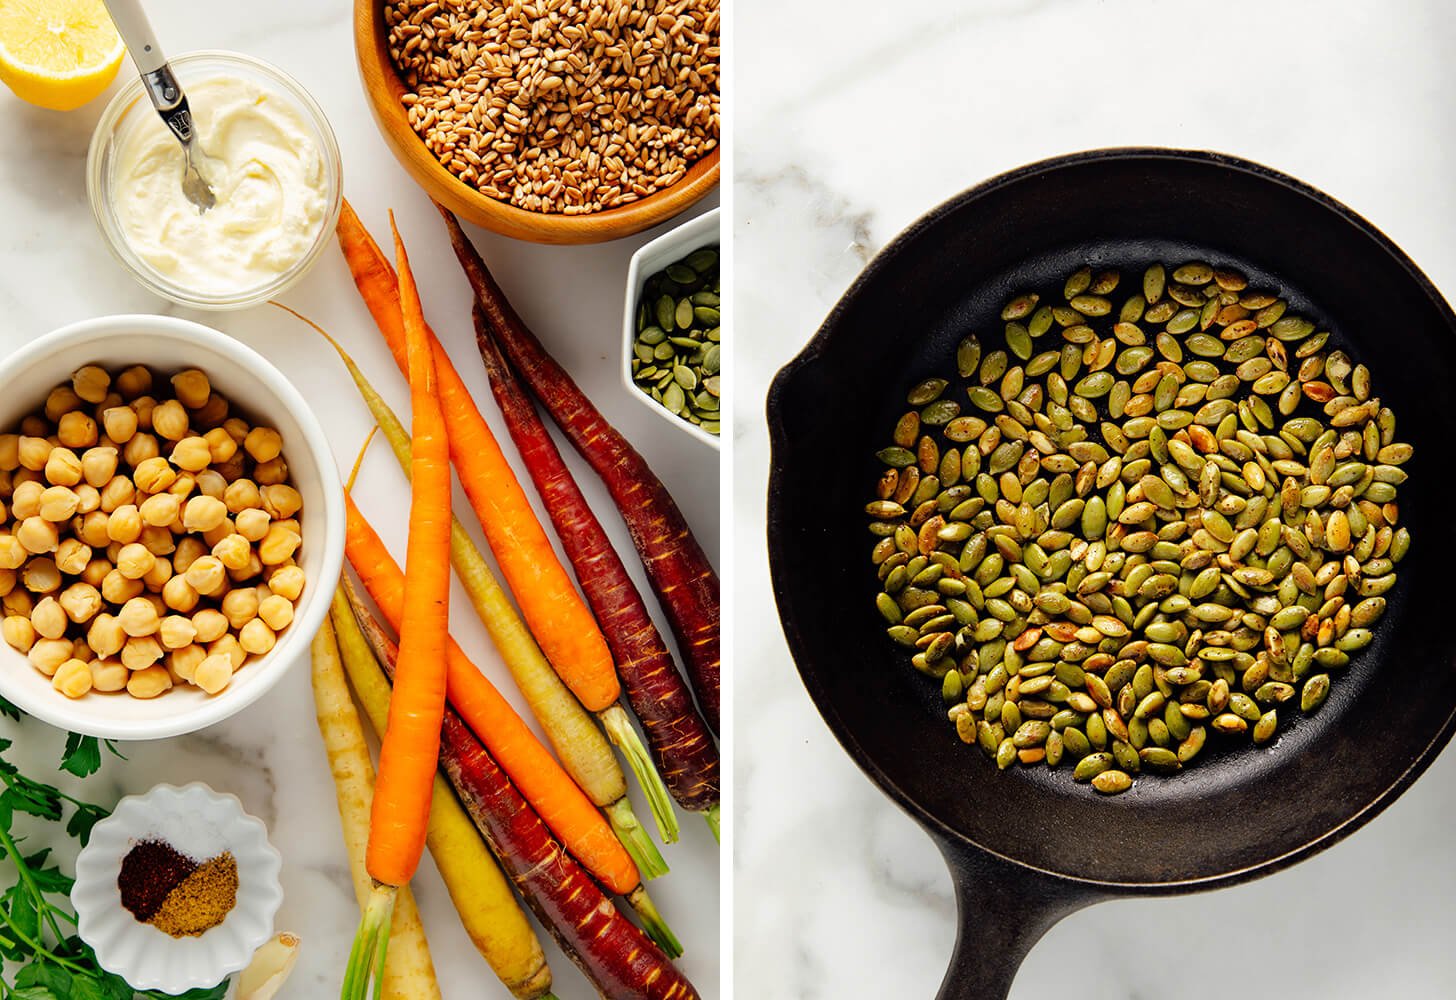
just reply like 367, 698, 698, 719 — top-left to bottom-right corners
0, 3, 719, 997
734, 1, 1456, 997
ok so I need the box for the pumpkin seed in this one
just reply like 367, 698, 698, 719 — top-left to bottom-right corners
632, 249, 722, 432
867, 258, 1411, 797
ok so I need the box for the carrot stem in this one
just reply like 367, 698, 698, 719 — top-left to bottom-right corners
342, 885, 397, 1000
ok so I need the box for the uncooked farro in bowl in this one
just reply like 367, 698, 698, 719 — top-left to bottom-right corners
384, 0, 720, 217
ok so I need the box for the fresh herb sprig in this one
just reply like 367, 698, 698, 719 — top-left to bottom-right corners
0, 724, 225, 1000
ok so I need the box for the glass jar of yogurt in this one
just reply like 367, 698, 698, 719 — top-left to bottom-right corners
87, 51, 342, 310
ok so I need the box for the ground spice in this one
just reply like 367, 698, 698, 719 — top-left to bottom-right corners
117, 839, 197, 922
149, 852, 239, 938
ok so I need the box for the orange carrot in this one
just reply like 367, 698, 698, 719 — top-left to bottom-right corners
342, 494, 641, 898
343, 215, 454, 1000
336, 200, 619, 713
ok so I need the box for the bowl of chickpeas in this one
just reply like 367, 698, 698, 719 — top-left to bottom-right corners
0, 314, 345, 739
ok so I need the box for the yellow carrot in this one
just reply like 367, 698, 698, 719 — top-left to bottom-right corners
330, 585, 554, 1000
309, 618, 441, 1000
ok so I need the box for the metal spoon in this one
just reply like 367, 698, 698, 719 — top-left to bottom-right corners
103, 0, 217, 213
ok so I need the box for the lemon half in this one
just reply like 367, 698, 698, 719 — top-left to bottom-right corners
0, 0, 125, 111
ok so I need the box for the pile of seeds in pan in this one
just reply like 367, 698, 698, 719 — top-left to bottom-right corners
867, 261, 1413, 794
630, 245, 721, 435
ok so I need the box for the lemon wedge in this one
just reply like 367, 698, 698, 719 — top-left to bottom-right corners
0, 0, 124, 111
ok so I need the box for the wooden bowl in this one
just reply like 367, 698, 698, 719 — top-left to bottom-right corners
354, 0, 720, 245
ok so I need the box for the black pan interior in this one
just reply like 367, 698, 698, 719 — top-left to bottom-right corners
767, 149, 1456, 887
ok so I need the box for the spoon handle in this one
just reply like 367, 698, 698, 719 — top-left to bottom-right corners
101, 0, 196, 145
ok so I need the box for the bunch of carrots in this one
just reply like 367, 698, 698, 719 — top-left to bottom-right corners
304, 202, 718, 1000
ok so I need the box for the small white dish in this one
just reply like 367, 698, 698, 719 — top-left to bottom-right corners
0, 314, 346, 739
72, 782, 283, 994
622, 208, 722, 450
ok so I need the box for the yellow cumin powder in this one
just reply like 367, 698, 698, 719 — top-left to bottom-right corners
149, 852, 239, 938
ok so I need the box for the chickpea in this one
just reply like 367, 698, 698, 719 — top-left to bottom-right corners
140, 493, 181, 528
54, 538, 91, 576
9, 481, 41, 520
20, 417, 49, 440
2, 614, 34, 653
203, 427, 238, 465
43, 386, 81, 423
261, 484, 303, 520
156, 612, 196, 648
164, 369, 207, 408
104, 540, 122, 565
133, 456, 177, 494
51, 659, 92, 698
90, 658, 128, 692
115, 542, 157, 581
74, 484, 100, 514
57, 412, 97, 449
166, 472, 196, 501
76, 512, 109, 549
254, 458, 288, 486
183, 495, 228, 533
70, 636, 93, 661
116, 365, 153, 400
106, 504, 142, 545
169, 643, 205, 681
44, 448, 82, 488
241, 425, 283, 463
85, 613, 124, 658
57, 582, 102, 624
221, 587, 259, 629
121, 635, 163, 672
101, 406, 138, 444
191, 608, 228, 644
214, 453, 246, 483
17, 517, 58, 554
185, 555, 226, 596
37, 486, 78, 522
194, 653, 235, 694
17, 436, 51, 472
100, 569, 143, 605
258, 524, 301, 566
21, 558, 60, 595
258, 593, 296, 631
99, 475, 134, 512
28, 595, 66, 638
126, 664, 171, 698
228, 552, 262, 583
93, 389, 123, 418
162, 574, 199, 613
169, 436, 210, 473
10, 468, 40, 491
2, 590, 33, 618
235, 508, 270, 543
67, 366, 110, 406
0, 536, 25, 570
174, 538, 207, 575
196, 469, 227, 500
221, 417, 249, 444
0, 471, 9, 500
213, 533, 253, 572
81, 557, 111, 589
117, 596, 160, 637
0, 568, 11, 597
142, 556, 172, 591
151, 400, 189, 441
28, 637, 71, 675
122, 432, 159, 468
209, 633, 246, 669
223, 479, 262, 513
131, 395, 156, 429
0, 435, 17, 471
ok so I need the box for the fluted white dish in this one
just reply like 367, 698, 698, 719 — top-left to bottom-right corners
71, 782, 283, 993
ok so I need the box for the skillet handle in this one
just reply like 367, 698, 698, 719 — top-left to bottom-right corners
933, 835, 1104, 1000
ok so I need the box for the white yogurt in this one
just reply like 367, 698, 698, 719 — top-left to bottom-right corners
111, 76, 327, 296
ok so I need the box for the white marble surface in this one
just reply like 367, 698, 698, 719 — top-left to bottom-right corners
0, 3, 719, 997
734, 1, 1456, 997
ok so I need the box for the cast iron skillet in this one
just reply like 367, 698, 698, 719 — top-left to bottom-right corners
766, 148, 1456, 999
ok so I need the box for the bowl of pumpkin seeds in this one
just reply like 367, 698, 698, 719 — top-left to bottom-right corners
869, 258, 1412, 796
623, 208, 722, 448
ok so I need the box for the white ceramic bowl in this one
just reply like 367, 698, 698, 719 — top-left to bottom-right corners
621, 208, 722, 450
0, 315, 345, 739
72, 782, 283, 993
86, 51, 343, 310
